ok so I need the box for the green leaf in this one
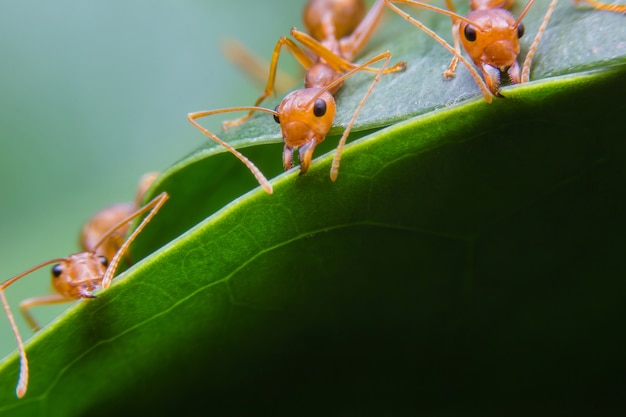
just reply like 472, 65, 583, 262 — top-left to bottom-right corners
1, 1, 625, 415
132, 0, 626, 249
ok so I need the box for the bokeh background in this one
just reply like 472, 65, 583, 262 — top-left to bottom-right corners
0, 0, 302, 359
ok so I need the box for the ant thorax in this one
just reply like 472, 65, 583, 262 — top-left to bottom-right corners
305, 62, 344, 93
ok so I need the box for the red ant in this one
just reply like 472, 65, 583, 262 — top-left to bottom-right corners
385, 0, 623, 99
189, 0, 405, 194
0, 191, 168, 398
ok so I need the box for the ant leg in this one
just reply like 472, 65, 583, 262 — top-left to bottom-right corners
442, 0, 462, 79
573, 0, 626, 13
292, 28, 406, 75
443, 21, 462, 79
20, 294, 73, 332
221, 38, 299, 94
222, 37, 315, 130
339, 0, 386, 59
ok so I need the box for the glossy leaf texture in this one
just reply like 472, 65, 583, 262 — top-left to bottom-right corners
0, 1, 625, 416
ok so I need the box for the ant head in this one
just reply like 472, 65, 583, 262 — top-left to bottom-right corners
273, 88, 336, 173
460, 9, 523, 70
51, 252, 108, 299
303, 0, 366, 41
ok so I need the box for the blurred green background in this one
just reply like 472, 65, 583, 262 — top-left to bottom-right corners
0, 0, 302, 359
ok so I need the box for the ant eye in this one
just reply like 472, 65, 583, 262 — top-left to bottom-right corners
313, 99, 326, 117
273, 105, 280, 124
464, 25, 477, 42
99, 256, 108, 267
517, 23, 525, 39
52, 264, 63, 278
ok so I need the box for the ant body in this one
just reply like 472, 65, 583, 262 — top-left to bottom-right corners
189, 0, 405, 194
0, 192, 168, 398
80, 171, 159, 262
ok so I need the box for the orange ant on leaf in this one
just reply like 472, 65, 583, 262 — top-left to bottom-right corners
384, 0, 540, 100
385, 0, 624, 100
0, 191, 168, 398
188, 0, 406, 194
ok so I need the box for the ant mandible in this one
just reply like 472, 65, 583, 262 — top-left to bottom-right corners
0, 191, 168, 398
188, 0, 406, 194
